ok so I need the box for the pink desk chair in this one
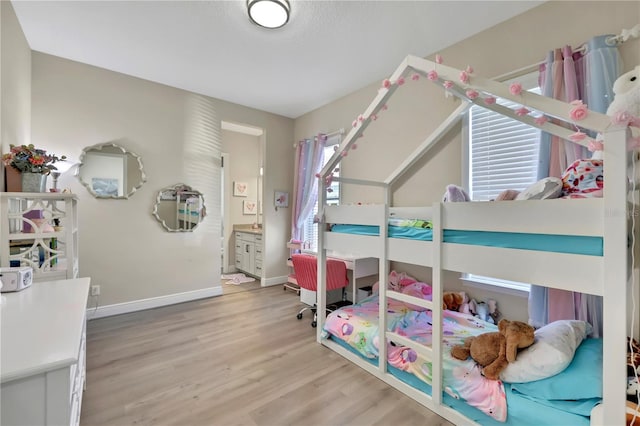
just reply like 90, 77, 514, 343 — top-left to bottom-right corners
291, 253, 349, 328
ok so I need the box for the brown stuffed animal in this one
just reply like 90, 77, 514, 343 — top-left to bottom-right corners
443, 292, 464, 311
450, 319, 535, 380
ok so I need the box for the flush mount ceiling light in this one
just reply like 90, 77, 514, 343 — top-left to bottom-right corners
247, 0, 290, 29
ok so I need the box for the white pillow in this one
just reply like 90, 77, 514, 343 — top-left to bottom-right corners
515, 177, 563, 200
500, 320, 592, 383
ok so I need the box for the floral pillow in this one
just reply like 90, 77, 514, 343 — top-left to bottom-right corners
561, 159, 603, 198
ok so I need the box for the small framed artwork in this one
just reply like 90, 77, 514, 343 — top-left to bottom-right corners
274, 191, 289, 208
243, 200, 257, 215
233, 182, 248, 197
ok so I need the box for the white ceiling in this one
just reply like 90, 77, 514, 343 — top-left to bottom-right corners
11, 1, 543, 119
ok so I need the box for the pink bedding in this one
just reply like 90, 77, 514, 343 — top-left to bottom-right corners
322, 295, 508, 422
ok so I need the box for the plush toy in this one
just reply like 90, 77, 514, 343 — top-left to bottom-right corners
607, 65, 640, 132
450, 319, 535, 380
443, 291, 464, 311
442, 184, 470, 202
465, 298, 500, 324
593, 65, 640, 160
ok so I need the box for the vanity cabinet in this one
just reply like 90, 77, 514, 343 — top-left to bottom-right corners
235, 231, 262, 278
0, 193, 79, 282
1, 278, 90, 426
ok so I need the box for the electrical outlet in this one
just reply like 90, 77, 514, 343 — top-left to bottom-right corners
90, 285, 100, 296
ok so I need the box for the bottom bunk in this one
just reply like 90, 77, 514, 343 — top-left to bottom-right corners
321, 293, 602, 425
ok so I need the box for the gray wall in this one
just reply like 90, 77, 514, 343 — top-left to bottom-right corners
30, 53, 293, 307
1, 1, 32, 190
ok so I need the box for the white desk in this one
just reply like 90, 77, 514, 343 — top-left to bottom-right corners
1, 277, 90, 426
299, 251, 378, 305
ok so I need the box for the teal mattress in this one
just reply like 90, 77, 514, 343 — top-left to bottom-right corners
330, 224, 603, 256
328, 336, 591, 426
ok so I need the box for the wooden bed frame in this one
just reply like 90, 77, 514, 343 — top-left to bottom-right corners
314, 55, 632, 425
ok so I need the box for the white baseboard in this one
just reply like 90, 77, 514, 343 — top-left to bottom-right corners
86, 286, 223, 320
262, 275, 287, 287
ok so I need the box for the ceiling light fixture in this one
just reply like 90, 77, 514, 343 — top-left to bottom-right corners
247, 0, 290, 29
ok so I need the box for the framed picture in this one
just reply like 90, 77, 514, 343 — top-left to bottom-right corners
92, 177, 119, 197
274, 191, 289, 208
243, 200, 257, 215
233, 182, 248, 197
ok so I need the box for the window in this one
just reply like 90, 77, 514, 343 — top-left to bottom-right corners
465, 72, 540, 293
302, 135, 341, 252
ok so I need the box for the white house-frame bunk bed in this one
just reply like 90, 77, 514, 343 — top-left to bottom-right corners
314, 55, 633, 425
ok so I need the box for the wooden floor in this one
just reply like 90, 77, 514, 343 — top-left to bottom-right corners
81, 286, 453, 426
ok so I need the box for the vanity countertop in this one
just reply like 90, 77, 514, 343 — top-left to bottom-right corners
233, 225, 262, 235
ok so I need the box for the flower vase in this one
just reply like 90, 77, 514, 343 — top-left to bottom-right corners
21, 172, 47, 193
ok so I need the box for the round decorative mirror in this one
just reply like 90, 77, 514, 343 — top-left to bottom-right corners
77, 142, 146, 199
153, 184, 206, 232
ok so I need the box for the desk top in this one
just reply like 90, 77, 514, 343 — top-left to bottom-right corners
1, 277, 90, 383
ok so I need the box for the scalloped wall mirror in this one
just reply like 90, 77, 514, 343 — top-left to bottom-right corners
77, 142, 146, 199
153, 184, 206, 232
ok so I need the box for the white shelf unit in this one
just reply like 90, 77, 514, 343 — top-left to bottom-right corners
0, 192, 79, 282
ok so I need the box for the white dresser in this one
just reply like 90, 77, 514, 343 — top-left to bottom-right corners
235, 230, 263, 278
1, 277, 90, 426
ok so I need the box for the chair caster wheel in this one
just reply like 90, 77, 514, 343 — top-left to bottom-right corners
311, 321, 317, 328
296, 313, 303, 320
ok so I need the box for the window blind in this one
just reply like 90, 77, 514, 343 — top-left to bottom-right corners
469, 98, 541, 201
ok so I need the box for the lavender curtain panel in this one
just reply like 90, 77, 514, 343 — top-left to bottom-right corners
290, 134, 326, 242
529, 35, 621, 337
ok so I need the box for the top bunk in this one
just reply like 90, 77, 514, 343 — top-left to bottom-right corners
316, 55, 634, 296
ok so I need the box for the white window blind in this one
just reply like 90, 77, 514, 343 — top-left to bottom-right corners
466, 75, 540, 292
302, 135, 341, 252
469, 97, 541, 201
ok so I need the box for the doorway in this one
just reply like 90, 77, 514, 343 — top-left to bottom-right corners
220, 121, 264, 295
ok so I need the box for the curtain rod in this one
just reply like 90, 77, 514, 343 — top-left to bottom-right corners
493, 24, 639, 83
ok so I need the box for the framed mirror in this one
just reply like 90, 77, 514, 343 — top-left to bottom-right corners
77, 142, 146, 199
153, 184, 206, 232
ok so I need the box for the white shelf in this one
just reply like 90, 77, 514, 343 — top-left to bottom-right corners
1, 193, 79, 282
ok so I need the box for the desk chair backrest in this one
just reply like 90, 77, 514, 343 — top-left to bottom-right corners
291, 254, 349, 292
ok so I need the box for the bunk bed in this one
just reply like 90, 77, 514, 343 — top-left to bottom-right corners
314, 55, 633, 425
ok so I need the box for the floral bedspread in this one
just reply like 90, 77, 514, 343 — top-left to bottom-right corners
322, 296, 507, 422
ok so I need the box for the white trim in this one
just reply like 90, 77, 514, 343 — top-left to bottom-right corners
86, 287, 222, 320
262, 276, 287, 287
460, 275, 529, 298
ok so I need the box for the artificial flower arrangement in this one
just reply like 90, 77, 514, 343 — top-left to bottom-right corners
2, 144, 66, 174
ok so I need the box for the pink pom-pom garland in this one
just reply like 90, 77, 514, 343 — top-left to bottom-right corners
484, 96, 496, 105
535, 115, 549, 126
435, 54, 443, 64
427, 70, 439, 81
459, 71, 469, 84
351, 144, 358, 150
465, 89, 479, 100
612, 110, 632, 125
443, 81, 453, 90
465, 65, 474, 74
569, 100, 588, 121
588, 140, 604, 152
358, 114, 365, 122
396, 77, 405, 86
569, 131, 587, 143
340, 150, 348, 157
352, 120, 357, 128
411, 73, 420, 81
382, 79, 391, 89
509, 83, 523, 96
515, 107, 530, 117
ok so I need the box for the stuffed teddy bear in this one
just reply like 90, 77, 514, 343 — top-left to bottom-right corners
443, 291, 464, 311
450, 319, 535, 380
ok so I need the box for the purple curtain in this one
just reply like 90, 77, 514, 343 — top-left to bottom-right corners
530, 36, 621, 337
290, 134, 326, 241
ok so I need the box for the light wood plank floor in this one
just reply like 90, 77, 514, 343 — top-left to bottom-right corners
81, 286, 453, 426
